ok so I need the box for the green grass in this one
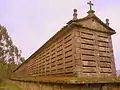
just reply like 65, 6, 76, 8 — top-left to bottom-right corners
0, 83, 22, 90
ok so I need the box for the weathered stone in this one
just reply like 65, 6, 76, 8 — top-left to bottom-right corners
13, 2, 116, 78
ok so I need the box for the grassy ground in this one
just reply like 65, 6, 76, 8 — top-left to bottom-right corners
0, 80, 22, 90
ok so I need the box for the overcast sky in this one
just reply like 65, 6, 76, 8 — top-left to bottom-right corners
0, 0, 120, 70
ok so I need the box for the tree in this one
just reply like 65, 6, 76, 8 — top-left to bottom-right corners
0, 25, 24, 78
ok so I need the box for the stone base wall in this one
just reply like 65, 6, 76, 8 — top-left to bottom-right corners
10, 80, 120, 90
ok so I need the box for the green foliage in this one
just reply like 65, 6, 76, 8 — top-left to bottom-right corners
0, 83, 22, 90
0, 25, 24, 79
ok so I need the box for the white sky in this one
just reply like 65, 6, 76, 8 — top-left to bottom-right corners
0, 0, 120, 70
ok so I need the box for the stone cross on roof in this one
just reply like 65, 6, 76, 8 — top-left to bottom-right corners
87, 1, 94, 11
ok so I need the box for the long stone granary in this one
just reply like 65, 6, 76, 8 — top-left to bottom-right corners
13, 3, 116, 78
